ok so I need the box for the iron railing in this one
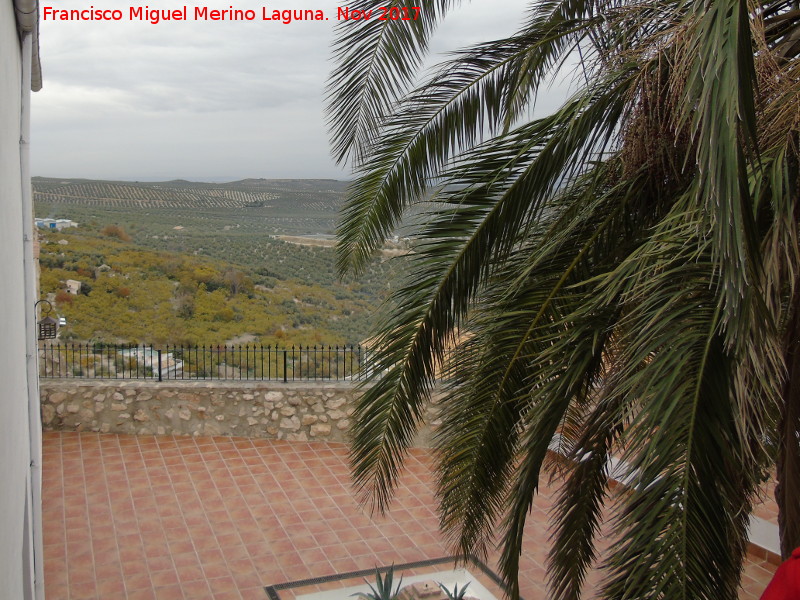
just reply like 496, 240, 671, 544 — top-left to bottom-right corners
38, 343, 370, 382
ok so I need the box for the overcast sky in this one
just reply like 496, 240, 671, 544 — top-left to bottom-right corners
32, 0, 569, 181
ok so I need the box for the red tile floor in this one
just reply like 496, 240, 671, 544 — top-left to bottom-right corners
42, 432, 777, 600
752, 475, 780, 526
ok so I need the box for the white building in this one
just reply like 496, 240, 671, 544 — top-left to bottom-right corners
1, 0, 44, 597
35, 218, 77, 231
64, 279, 82, 295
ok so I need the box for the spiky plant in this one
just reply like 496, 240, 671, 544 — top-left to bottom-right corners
353, 566, 403, 600
328, 1, 800, 599
438, 581, 471, 600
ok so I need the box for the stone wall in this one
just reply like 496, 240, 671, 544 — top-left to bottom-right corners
39, 381, 440, 445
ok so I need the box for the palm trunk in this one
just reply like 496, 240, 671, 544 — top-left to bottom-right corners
777, 285, 800, 558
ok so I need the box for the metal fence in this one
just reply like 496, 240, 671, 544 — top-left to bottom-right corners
38, 343, 371, 382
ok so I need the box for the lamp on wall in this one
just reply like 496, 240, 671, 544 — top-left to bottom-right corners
35, 299, 57, 340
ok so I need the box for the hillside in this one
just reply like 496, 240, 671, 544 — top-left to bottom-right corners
33, 176, 348, 236
34, 178, 405, 346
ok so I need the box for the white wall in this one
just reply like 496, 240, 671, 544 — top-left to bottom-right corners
0, 3, 37, 598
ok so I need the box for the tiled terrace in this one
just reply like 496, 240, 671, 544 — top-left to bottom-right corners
42, 432, 777, 600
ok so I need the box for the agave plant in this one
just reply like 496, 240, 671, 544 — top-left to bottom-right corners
328, 1, 800, 599
353, 566, 403, 600
437, 581, 471, 600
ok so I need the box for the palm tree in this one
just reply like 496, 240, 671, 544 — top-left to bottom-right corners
327, 1, 800, 599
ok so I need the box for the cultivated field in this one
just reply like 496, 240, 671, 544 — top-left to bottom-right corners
33, 177, 407, 346
33, 177, 348, 236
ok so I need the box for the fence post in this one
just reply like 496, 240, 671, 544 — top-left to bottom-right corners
283, 349, 287, 383
157, 349, 163, 382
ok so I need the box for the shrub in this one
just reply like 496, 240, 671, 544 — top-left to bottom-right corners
54, 290, 73, 305
101, 225, 132, 242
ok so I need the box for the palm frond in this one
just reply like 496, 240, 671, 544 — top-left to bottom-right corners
679, 0, 761, 337
330, 0, 800, 595
588, 201, 765, 599
335, 2, 611, 274
327, 0, 461, 166
494, 173, 643, 600
547, 386, 625, 600
349, 63, 640, 511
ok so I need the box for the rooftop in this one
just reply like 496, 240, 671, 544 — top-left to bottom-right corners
43, 432, 778, 600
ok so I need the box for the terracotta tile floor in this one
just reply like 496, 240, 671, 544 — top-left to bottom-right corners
753, 475, 780, 526
42, 432, 776, 600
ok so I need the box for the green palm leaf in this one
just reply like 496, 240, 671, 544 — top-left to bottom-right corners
329, 0, 800, 597
328, 0, 462, 166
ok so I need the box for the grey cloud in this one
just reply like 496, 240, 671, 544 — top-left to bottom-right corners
33, 0, 563, 180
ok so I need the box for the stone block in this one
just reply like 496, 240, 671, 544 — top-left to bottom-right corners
326, 397, 347, 410
280, 416, 301, 431
397, 580, 443, 600
49, 392, 67, 404
204, 423, 222, 436
41, 405, 55, 425
310, 423, 331, 437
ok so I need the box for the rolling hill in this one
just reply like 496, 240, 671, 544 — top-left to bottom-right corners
33, 177, 406, 346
